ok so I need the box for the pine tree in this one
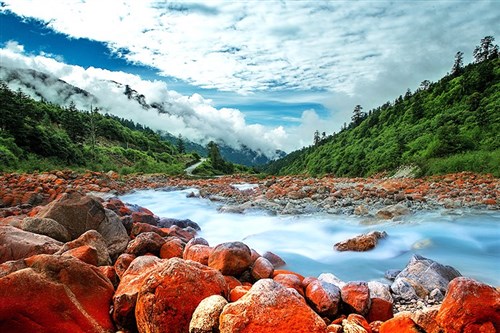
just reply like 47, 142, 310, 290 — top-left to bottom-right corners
451, 51, 464, 75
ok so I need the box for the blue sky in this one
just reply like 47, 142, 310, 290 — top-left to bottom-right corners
0, 1, 498, 154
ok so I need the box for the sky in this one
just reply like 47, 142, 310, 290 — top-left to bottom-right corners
0, 0, 498, 156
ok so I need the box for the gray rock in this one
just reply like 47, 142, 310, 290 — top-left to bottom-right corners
98, 209, 130, 260
368, 281, 393, 302
391, 277, 419, 301
189, 295, 228, 333
385, 269, 401, 281
318, 273, 346, 289
19, 217, 71, 242
56, 230, 111, 266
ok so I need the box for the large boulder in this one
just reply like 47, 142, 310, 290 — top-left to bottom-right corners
391, 255, 461, 300
135, 258, 228, 333
208, 241, 252, 276
219, 279, 327, 333
436, 277, 500, 333
113, 256, 163, 331
334, 231, 387, 252
189, 295, 228, 333
0, 225, 62, 264
0, 254, 115, 333
36, 192, 106, 239
305, 279, 341, 318
98, 209, 129, 260
19, 217, 72, 242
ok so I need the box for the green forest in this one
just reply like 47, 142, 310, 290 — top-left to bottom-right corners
0, 84, 202, 174
264, 39, 500, 177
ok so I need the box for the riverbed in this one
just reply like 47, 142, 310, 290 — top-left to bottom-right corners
120, 187, 500, 285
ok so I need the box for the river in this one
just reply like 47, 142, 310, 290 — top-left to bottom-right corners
120, 187, 500, 285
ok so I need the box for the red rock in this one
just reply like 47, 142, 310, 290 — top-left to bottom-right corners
230, 285, 252, 302
183, 244, 212, 265
130, 221, 168, 238
370, 321, 383, 333
347, 313, 372, 332
97, 265, 117, 286
219, 279, 327, 333
327, 323, 343, 333
305, 279, 341, 318
62, 245, 99, 266
125, 231, 165, 256
341, 281, 371, 316
273, 269, 305, 281
250, 248, 261, 262
159, 237, 185, 259
436, 277, 500, 333
208, 241, 252, 276
0, 225, 62, 264
274, 273, 305, 297
135, 257, 228, 333
483, 198, 496, 205
262, 251, 286, 268
113, 256, 163, 330
114, 253, 136, 279
379, 316, 424, 333
334, 231, 387, 252
56, 230, 112, 266
131, 211, 157, 225
0, 254, 115, 333
166, 224, 196, 242
224, 275, 242, 290
251, 256, 274, 280
367, 297, 393, 323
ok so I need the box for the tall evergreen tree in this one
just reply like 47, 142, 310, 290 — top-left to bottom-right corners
451, 51, 464, 75
351, 105, 365, 126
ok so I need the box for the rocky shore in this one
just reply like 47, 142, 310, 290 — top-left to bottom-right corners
0, 171, 499, 332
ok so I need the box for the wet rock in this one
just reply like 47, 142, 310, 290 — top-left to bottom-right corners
131, 211, 158, 225
436, 277, 500, 333
0, 254, 115, 333
130, 221, 168, 238
184, 244, 212, 265
112, 255, 162, 330
334, 231, 387, 252
391, 254, 461, 300
135, 258, 228, 333
208, 241, 252, 276
160, 237, 185, 259
251, 256, 274, 280
375, 203, 410, 219
158, 217, 201, 231
19, 216, 71, 242
219, 279, 327, 333
125, 231, 165, 256
274, 273, 305, 297
189, 295, 228, 333
341, 281, 371, 316
56, 230, 111, 266
305, 279, 341, 318
0, 225, 62, 264
262, 251, 286, 268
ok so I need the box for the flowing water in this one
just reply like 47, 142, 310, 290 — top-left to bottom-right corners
120, 187, 500, 285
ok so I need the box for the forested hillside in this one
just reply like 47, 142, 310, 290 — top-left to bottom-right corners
265, 40, 500, 177
0, 84, 199, 174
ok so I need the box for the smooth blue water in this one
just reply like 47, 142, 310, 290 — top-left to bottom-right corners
120, 188, 500, 285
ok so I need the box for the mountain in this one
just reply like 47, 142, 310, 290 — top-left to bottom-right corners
264, 56, 500, 177
0, 66, 279, 166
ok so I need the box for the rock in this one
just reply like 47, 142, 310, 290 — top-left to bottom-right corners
305, 279, 341, 318
368, 281, 393, 302
130, 221, 168, 238
384, 269, 401, 281
429, 288, 444, 302
274, 273, 304, 297
251, 256, 274, 280
334, 231, 387, 252
158, 217, 201, 231
224, 275, 242, 290
131, 211, 158, 225
62, 245, 99, 266
436, 277, 500, 333
98, 208, 129, 260
208, 241, 252, 276
56, 230, 112, 266
19, 216, 71, 242
229, 285, 251, 302
327, 323, 343, 333
391, 254, 461, 300
113, 255, 163, 330
219, 279, 327, 333
36, 192, 106, 239
375, 204, 410, 219
379, 316, 424, 333
367, 297, 393, 323
341, 281, 371, 316
405, 305, 440, 333
189, 295, 228, 333
135, 257, 228, 333
160, 237, 185, 259
342, 319, 369, 333
125, 231, 165, 256
0, 254, 115, 333
114, 253, 136, 279
262, 251, 286, 268
319, 273, 346, 289
390, 277, 420, 301
183, 244, 212, 265
354, 204, 369, 216
0, 225, 62, 264
345, 314, 371, 332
